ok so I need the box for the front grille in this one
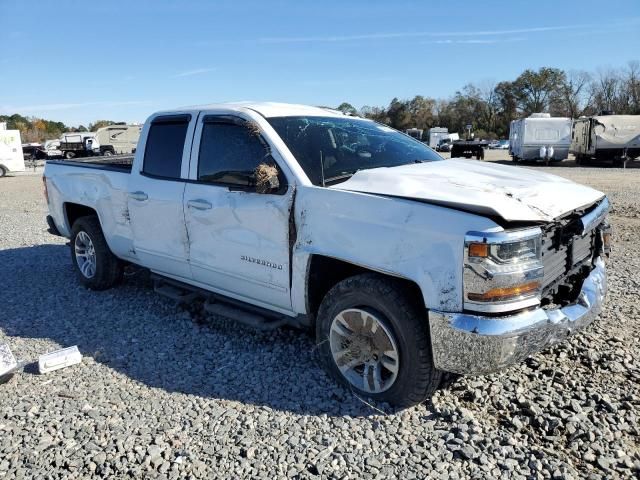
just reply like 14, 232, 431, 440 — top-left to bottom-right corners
541, 224, 596, 291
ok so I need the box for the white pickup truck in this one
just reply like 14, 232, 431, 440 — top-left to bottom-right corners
44, 102, 611, 406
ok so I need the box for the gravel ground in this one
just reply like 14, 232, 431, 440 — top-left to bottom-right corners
0, 159, 638, 479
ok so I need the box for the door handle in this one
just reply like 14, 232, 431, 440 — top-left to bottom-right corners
187, 199, 212, 210
128, 191, 148, 201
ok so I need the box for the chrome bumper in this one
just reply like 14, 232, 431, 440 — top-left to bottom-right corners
429, 257, 607, 375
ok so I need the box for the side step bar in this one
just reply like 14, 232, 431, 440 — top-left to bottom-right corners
153, 282, 199, 303
151, 274, 292, 331
204, 300, 288, 331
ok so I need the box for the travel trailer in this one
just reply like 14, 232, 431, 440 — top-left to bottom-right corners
0, 129, 25, 177
509, 114, 571, 162
427, 127, 448, 149
93, 124, 142, 155
570, 114, 640, 165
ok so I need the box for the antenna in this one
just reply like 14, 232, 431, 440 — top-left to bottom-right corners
319, 150, 326, 187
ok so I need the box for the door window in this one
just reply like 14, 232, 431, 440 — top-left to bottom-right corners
197, 120, 271, 188
143, 116, 190, 179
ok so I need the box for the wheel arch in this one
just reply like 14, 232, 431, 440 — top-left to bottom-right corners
64, 202, 99, 232
305, 254, 425, 320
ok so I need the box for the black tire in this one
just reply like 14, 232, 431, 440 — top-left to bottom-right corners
65, 151, 76, 159
70, 216, 123, 290
316, 273, 442, 407
103, 150, 113, 157
0, 166, 6, 178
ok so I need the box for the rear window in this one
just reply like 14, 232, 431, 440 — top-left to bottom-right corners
143, 117, 190, 178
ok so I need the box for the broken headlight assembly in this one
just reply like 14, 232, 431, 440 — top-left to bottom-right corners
464, 228, 544, 313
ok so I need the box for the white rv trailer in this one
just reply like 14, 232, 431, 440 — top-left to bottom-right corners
570, 114, 640, 164
509, 113, 571, 162
93, 124, 142, 155
0, 129, 25, 177
427, 127, 449, 149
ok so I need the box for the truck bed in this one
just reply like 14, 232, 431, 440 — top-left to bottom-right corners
46, 155, 134, 172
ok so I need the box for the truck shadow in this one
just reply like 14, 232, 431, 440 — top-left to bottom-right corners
0, 244, 437, 417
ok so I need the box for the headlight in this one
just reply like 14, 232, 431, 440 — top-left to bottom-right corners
464, 228, 544, 313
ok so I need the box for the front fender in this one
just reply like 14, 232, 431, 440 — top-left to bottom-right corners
290, 186, 500, 315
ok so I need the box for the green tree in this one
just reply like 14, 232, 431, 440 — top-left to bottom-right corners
513, 67, 566, 114
336, 102, 358, 115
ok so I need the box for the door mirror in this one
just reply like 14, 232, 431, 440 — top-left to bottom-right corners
254, 160, 281, 194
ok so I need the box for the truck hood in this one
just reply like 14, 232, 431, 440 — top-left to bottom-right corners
332, 159, 605, 223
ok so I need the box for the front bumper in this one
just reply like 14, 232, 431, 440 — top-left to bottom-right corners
429, 257, 607, 375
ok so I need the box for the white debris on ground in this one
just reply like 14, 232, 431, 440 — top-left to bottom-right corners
38, 346, 82, 374
0, 156, 638, 479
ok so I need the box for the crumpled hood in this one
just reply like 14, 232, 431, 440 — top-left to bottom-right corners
332, 159, 605, 223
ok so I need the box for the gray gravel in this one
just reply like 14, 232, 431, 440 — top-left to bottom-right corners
1, 162, 639, 479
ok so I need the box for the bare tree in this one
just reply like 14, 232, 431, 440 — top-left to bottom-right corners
551, 70, 592, 118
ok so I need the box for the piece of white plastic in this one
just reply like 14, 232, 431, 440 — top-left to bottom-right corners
38, 346, 82, 374
0, 343, 18, 378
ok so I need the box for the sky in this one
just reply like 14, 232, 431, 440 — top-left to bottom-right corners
0, 0, 639, 126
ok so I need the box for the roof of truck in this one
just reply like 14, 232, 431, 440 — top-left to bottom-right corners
182, 101, 349, 118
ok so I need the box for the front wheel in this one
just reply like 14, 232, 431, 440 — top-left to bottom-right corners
70, 216, 123, 290
316, 274, 442, 407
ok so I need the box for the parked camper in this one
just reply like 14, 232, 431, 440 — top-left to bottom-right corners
0, 130, 26, 177
427, 127, 448, 149
94, 124, 141, 156
509, 114, 571, 162
405, 128, 424, 141
570, 114, 640, 165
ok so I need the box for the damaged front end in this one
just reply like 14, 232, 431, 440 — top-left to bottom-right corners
428, 197, 610, 375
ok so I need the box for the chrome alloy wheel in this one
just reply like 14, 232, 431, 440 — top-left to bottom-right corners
74, 231, 97, 279
329, 308, 400, 394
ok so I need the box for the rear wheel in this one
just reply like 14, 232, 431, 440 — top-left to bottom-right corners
70, 216, 123, 290
65, 151, 76, 160
316, 273, 441, 407
0, 166, 6, 178
103, 150, 113, 157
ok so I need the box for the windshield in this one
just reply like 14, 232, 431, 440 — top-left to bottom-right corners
267, 116, 443, 185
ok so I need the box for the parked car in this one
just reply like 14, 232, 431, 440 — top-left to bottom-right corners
497, 140, 510, 150
436, 138, 452, 152
488, 140, 500, 149
44, 102, 611, 407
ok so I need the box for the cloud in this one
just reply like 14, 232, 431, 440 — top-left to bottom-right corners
424, 37, 526, 45
0, 101, 152, 114
258, 19, 640, 44
172, 67, 216, 78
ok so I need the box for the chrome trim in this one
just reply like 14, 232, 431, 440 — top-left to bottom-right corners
465, 227, 542, 245
581, 197, 610, 234
430, 257, 607, 375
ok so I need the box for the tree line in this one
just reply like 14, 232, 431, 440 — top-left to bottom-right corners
339, 61, 640, 140
3, 60, 638, 143
0, 114, 124, 143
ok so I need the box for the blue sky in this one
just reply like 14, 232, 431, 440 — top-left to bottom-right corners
1, 0, 638, 126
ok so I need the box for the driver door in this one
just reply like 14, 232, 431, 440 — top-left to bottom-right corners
183, 114, 294, 312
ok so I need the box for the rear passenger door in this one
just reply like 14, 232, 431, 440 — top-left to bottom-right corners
183, 114, 294, 312
127, 113, 196, 279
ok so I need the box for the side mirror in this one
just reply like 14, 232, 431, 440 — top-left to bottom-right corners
254, 161, 280, 194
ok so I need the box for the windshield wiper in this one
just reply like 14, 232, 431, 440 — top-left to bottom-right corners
324, 171, 359, 184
